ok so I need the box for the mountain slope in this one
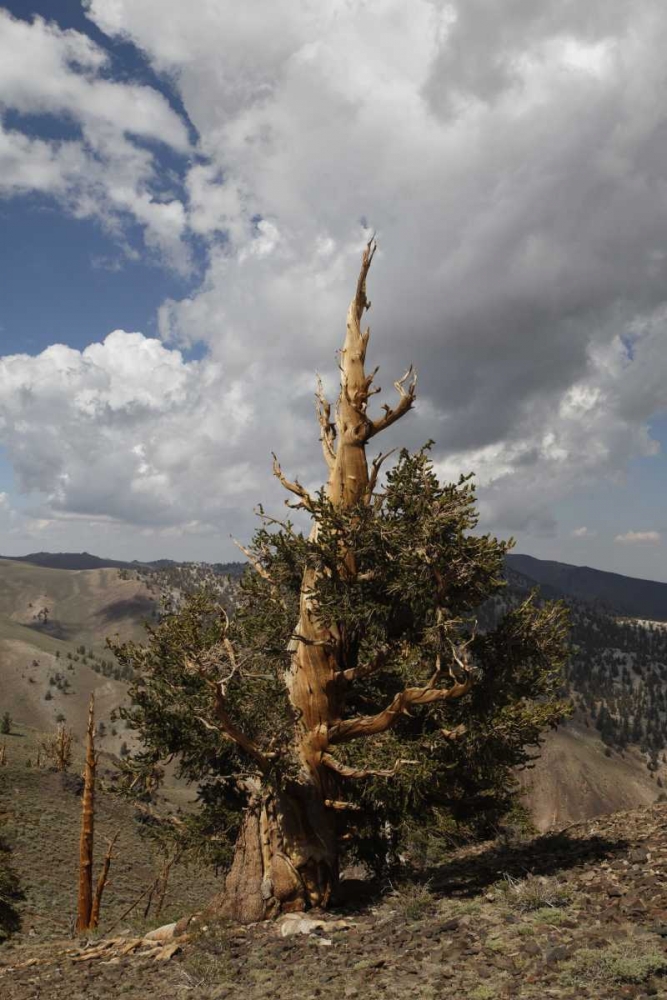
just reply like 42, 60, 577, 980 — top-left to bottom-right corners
0, 558, 161, 746
4, 550, 667, 834
507, 552, 667, 620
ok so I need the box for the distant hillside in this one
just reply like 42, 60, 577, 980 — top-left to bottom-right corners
4, 549, 667, 833
507, 553, 667, 622
1, 551, 141, 571
1, 551, 247, 579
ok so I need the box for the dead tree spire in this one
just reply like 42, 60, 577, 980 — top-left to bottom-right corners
76, 694, 96, 933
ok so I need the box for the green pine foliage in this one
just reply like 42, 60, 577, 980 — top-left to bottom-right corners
112, 446, 570, 871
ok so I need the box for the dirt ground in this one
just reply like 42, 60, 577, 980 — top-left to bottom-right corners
3, 803, 667, 999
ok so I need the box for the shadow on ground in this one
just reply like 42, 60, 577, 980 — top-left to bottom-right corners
426, 830, 629, 897
25, 620, 75, 641
96, 596, 155, 624
334, 829, 630, 911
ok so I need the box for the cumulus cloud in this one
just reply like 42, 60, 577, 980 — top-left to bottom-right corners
571, 527, 593, 538
2, 2, 667, 554
0, 10, 192, 270
615, 530, 662, 544
84, 1, 667, 526
0, 332, 324, 544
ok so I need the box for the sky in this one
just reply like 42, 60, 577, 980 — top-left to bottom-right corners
1, 1, 667, 581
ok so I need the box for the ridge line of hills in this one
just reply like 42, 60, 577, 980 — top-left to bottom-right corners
3, 549, 667, 622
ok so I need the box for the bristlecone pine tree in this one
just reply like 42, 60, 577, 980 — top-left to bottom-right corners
114, 241, 570, 923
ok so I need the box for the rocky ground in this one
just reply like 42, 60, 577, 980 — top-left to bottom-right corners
4, 803, 667, 999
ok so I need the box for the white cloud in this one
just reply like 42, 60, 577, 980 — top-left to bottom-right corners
615, 530, 662, 544
81, 0, 667, 531
2, 2, 667, 553
0, 332, 321, 546
571, 527, 592, 538
0, 13, 189, 149
0, 11, 192, 270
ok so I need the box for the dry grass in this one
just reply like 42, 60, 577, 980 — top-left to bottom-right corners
560, 938, 667, 986
388, 881, 437, 921
495, 872, 572, 912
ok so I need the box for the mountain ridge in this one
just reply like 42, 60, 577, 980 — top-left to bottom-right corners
5, 549, 667, 622
507, 552, 667, 621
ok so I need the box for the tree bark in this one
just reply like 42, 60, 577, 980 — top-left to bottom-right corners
215, 784, 337, 923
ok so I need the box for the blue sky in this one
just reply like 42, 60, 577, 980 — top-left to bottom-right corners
1, 1, 667, 581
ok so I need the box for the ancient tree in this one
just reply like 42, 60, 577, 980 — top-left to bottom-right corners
115, 241, 569, 923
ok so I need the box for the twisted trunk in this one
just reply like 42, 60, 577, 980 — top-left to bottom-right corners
220, 246, 379, 922
220, 241, 416, 922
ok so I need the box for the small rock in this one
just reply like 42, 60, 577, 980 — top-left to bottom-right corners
545, 945, 570, 965
440, 918, 460, 932
143, 922, 177, 943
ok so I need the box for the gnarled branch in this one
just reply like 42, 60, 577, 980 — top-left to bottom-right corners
233, 538, 273, 583
321, 753, 418, 779
186, 640, 274, 770
316, 375, 337, 470
339, 645, 390, 683
328, 676, 471, 744
365, 448, 396, 502
194, 703, 274, 771
352, 236, 376, 328
368, 366, 417, 439
272, 453, 315, 511
330, 628, 476, 743
324, 798, 362, 811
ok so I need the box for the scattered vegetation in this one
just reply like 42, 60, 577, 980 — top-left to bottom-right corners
389, 881, 437, 921
40, 723, 74, 772
495, 872, 572, 911
560, 939, 667, 986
